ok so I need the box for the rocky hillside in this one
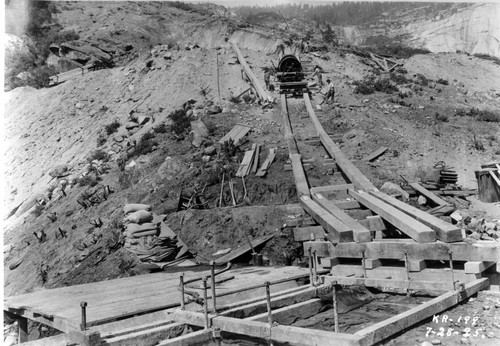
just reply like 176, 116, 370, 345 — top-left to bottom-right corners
3, 1, 500, 297
342, 3, 500, 58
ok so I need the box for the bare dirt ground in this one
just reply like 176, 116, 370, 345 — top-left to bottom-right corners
3, 2, 500, 345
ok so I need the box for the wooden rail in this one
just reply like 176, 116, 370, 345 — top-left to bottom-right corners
231, 42, 270, 102
302, 93, 376, 191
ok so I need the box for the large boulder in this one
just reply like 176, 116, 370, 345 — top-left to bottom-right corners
157, 157, 184, 181
380, 182, 410, 201
190, 119, 209, 148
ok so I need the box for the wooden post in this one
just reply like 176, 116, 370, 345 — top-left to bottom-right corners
265, 281, 273, 327
404, 252, 411, 296
203, 277, 210, 329
449, 251, 455, 290
180, 273, 185, 310
332, 283, 339, 333
361, 250, 367, 278
18, 316, 28, 343
308, 247, 313, 287
211, 262, 217, 314
312, 250, 318, 285
80, 301, 87, 331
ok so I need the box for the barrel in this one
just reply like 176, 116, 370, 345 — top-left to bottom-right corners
475, 168, 500, 203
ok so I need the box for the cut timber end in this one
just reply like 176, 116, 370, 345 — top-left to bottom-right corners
293, 226, 325, 241
368, 190, 462, 243
464, 261, 496, 274
312, 193, 371, 243
349, 189, 436, 243
300, 196, 354, 243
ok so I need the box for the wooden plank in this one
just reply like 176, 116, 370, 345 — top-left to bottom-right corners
324, 276, 453, 294
355, 278, 490, 346
368, 190, 462, 243
312, 193, 371, 243
310, 184, 354, 195
434, 190, 477, 196
219, 124, 251, 145
362, 147, 388, 162
464, 261, 496, 274
156, 329, 211, 346
333, 199, 361, 209
490, 171, 500, 187
221, 286, 318, 319
409, 182, 449, 207
300, 196, 354, 243
290, 154, 310, 197
256, 148, 277, 177
214, 235, 274, 265
293, 226, 325, 241
170, 310, 362, 346
302, 241, 331, 257
408, 260, 427, 272
231, 43, 270, 102
104, 322, 186, 346
349, 190, 436, 243
359, 216, 386, 232
364, 259, 382, 269
236, 147, 255, 177
303, 93, 376, 191
306, 239, 500, 262
252, 144, 260, 173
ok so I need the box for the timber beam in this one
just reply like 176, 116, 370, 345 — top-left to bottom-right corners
355, 278, 490, 346
300, 196, 354, 243
303, 239, 500, 262
312, 193, 372, 243
349, 189, 436, 243
368, 190, 462, 242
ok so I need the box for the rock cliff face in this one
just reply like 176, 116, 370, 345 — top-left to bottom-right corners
403, 3, 500, 58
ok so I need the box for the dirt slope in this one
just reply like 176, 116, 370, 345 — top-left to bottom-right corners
4, 2, 500, 298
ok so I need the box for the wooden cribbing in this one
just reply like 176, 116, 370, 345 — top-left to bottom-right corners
299, 196, 354, 243
368, 190, 463, 242
310, 184, 354, 195
293, 226, 325, 241
355, 278, 490, 346
303, 239, 500, 262
312, 193, 371, 243
230, 42, 270, 102
409, 182, 449, 207
324, 276, 458, 295
303, 93, 376, 191
349, 190, 436, 243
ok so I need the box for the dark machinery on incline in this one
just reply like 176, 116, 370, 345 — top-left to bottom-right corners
275, 54, 308, 95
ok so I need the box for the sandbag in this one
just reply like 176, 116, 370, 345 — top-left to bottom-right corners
124, 210, 153, 224
132, 229, 160, 238
124, 203, 152, 214
127, 222, 158, 234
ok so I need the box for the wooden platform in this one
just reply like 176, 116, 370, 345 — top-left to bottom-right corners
4, 266, 309, 333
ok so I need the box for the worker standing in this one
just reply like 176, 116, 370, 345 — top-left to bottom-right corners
312, 65, 323, 87
275, 39, 285, 59
264, 68, 272, 91
321, 79, 335, 105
